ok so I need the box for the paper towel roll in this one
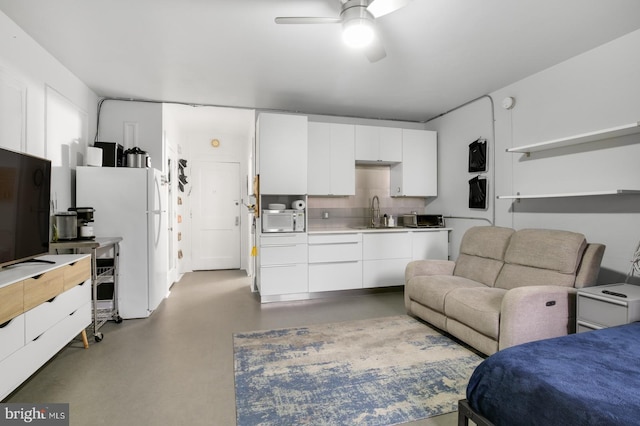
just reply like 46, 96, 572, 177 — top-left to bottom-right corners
292, 200, 306, 210
86, 146, 103, 167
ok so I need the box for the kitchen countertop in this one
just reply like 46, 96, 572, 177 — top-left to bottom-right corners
308, 226, 452, 234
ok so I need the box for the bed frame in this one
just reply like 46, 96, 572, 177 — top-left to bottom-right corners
458, 399, 493, 426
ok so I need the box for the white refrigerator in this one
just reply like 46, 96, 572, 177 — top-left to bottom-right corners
76, 166, 169, 319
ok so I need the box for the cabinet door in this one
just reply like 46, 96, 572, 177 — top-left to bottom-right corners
329, 124, 355, 195
378, 127, 402, 162
258, 113, 308, 194
307, 122, 332, 195
307, 123, 355, 196
411, 231, 448, 260
355, 125, 402, 163
355, 125, 379, 161
390, 129, 437, 197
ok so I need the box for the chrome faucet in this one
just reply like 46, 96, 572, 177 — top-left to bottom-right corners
370, 195, 380, 228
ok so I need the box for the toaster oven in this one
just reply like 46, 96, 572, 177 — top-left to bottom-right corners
403, 214, 444, 228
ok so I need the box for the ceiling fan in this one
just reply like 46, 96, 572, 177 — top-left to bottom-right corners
275, 0, 412, 62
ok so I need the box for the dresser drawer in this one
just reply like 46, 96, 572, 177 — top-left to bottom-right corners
0, 281, 24, 324
63, 256, 91, 291
0, 314, 25, 362
577, 295, 628, 327
23, 268, 64, 311
25, 280, 90, 341
1, 302, 90, 401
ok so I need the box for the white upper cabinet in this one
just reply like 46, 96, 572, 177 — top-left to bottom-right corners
390, 129, 437, 197
308, 122, 355, 196
355, 125, 402, 164
257, 113, 308, 194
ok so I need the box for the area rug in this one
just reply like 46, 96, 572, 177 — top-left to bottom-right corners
233, 315, 484, 425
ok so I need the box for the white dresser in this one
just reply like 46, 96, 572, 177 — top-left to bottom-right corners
0, 255, 91, 401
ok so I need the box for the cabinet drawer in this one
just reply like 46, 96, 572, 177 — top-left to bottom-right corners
25, 280, 90, 342
577, 295, 628, 327
576, 320, 605, 333
363, 232, 411, 260
363, 258, 411, 288
260, 233, 308, 246
260, 264, 308, 296
309, 261, 362, 292
63, 256, 91, 291
23, 268, 64, 311
260, 244, 307, 265
309, 241, 361, 263
0, 314, 25, 362
308, 233, 361, 245
0, 281, 24, 324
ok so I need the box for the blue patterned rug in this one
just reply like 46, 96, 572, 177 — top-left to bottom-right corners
233, 315, 483, 425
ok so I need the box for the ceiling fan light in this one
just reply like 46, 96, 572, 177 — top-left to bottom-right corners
342, 18, 375, 48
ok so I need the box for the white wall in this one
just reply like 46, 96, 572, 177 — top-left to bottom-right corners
0, 10, 98, 213
430, 29, 640, 284
425, 97, 495, 258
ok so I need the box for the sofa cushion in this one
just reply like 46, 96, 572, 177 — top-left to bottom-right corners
454, 254, 506, 288
445, 287, 508, 340
495, 229, 587, 290
453, 226, 514, 286
504, 229, 586, 274
407, 275, 484, 314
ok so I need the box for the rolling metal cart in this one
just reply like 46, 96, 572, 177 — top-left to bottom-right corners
50, 237, 123, 342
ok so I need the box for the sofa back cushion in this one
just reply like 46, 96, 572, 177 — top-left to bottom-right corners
453, 226, 515, 287
495, 229, 587, 290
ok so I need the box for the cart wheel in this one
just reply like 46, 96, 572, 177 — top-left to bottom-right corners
114, 316, 123, 324
94, 333, 103, 342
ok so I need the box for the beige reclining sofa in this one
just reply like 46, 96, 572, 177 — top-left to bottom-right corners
405, 226, 605, 355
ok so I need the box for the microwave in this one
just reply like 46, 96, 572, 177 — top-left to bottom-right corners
262, 209, 305, 233
403, 214, 444, 228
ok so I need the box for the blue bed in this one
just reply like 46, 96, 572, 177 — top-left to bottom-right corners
459, 322, 640, 426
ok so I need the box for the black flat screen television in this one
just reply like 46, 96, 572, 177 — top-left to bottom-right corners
0, 147, 51, 268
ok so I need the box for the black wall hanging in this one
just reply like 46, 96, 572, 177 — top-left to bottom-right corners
469, 176, 487, 209
178, 158, 188, 192
468, 138, 487, 172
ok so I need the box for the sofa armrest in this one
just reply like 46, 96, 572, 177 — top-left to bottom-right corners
405, 260, 455, 283
499, 286, 577, 351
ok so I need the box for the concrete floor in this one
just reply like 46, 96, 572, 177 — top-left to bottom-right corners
5, 270, 462, 426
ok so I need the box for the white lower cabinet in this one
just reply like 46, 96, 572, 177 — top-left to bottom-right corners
0, 255, 91, 401
411, 230, 449, 260
362, 232, 412, 288
258, 233, 308, 298
308, 233, 362, 292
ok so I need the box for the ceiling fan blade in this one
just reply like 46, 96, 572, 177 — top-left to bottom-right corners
364, 36, 386, 63
275, 16, 342, 24
367, 0, 412, 18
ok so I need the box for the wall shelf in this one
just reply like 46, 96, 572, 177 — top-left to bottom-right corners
497, 189, 640, 200
506, 121, 640, 154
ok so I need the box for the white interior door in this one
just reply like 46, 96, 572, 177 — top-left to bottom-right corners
191, 161, 241, 270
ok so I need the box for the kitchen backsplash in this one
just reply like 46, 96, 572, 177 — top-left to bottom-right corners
307, 166, 428, 229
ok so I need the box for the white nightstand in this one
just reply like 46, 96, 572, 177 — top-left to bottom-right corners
577, 283, 640, 333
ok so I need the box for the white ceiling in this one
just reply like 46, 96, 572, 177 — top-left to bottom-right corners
2, 0, 640, 122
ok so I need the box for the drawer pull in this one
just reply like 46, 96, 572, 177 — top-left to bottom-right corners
32, 273, 44, 280
47, 296, 58, 303
33, 333, 44, 342
309, 242, 359, 246
0, 319, 13, 329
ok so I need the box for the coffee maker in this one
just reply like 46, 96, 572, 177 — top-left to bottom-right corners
68, 207, 95, 239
